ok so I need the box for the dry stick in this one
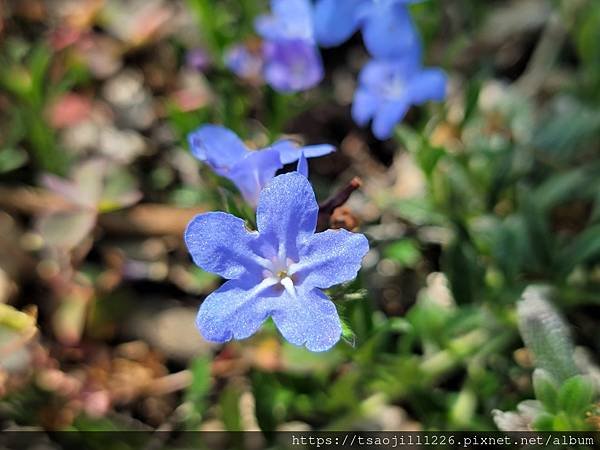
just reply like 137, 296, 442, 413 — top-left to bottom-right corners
1, 181, 364, 235
144, 369, 192, 397
0, 186, 72, 212
0, 186, 205, 236
99, 204, 205, 236
515, 11, 568, 97
317, 177, 362, 230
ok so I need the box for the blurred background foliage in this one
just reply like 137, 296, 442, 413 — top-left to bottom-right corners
0, 0, 599, 444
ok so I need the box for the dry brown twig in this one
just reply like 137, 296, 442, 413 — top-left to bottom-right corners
317, 177, 362, 231
0, 185, 205, 236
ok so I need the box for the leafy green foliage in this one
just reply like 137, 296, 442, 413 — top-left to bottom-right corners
1, 0, 599, 436
0, 40, 78, 174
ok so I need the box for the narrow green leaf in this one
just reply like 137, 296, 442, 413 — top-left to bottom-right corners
532, 369, 559, 413
219, 384, 243, 432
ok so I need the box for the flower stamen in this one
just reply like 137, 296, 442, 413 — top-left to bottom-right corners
277, 270, 288, 279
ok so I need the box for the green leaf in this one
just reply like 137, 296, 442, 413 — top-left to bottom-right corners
0, 147, 28, 173
27, 44, 52, 107
281, 341, 343, 373
575, 6, 600, 66
557, 224, 600, 276
395, 125, 421, 154
461, 77, 482, 127
384, 239, 421, 268
25, 113, 68, 175
532, 97, 600, 160
219, 185, 255, 227
219, 384, 242, 432
490, 215, 528, 282
0, 66, 32, 100
251, 372, 287, 434
552, 412, 574, 431
99, 167, 142, 212
185, 0, 248, 57
392, 198, 445, 225
443, 237, 482, 304
533, 412, 555, 431
184, 356, 212, 424
517, 286, 577, 383
532, 369, 559, 413
449, 387, 477, 427
557, 375, 595, 416
519, 190, 554, 271
533, 167, 600, 212
341, 320, 356, 347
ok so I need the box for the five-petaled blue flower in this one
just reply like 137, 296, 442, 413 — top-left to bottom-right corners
255, 0, 324, 92
313, 0, 421, 59
188, 125, 335, 205
352, 55, 447, 139
185, 172, 369, 352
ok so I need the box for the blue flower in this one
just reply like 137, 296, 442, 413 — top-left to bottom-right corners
313, 0, 421, 59
188, 125, 335, 205
255, 0, 324, 92
186, 48, 211, 72
262, 40, 323, 93
255, 0, 315, 42
185, 172, 369, 351
352, 55, 447, 139
225, 44, 264, 83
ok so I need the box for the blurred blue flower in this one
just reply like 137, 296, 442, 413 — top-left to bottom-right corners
188, 125, 335, 205
186, 48, 211, 72
352, 55, 447, 139
262, 40, 323, 93
225, 44, 264, 83
255, 0, 315, 42
313, 0, 421, 59
185, 172, 369, 351
255, 0, 324, 92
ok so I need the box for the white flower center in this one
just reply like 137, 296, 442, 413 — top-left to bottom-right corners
382, 74, 405, 99
263, 256, 298, 296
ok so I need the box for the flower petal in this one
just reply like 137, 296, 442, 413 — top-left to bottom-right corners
272, 140, 335, 164
185, 212, 265, 279
196, 278, 276, 342
263, 40, 324, 93
301, 144, 336, 159
313, 0, 362, 47
362, 54, 420, 86
372, 100, 410, 140
225, 45, 264, 81
187, 125, 248, 173
271, 287, 342, 352
296, 152, 308, 177
352, 88, 378, 126
358, 59, 394, 87
228, 149, 283, 206
410, 68, 447, 104
362, 3, 421, 59
256, 0, 314, 41
291, 229, 369, 289
256, 172, 318, 261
